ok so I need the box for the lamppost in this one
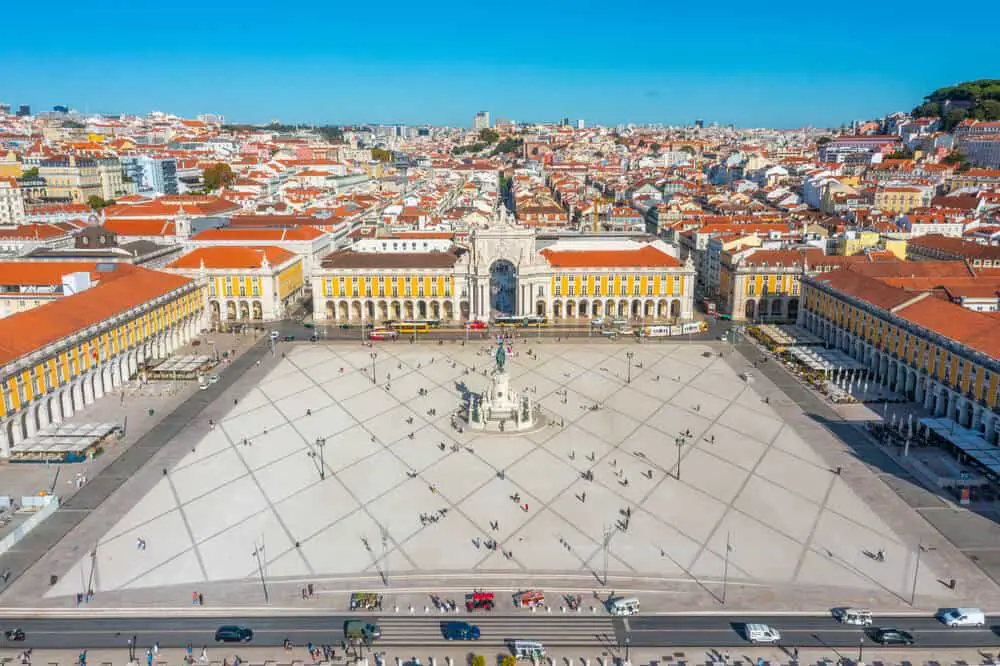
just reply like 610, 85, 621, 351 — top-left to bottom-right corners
625, 636, 631, 663
858, 635, 863, 664
911, 544, 934, 605
370, 351, 378, 384
722, 531, 733, 604
251, 542, 269, 603
626, 351, 634, 384
308, 438, 326, 480
675, 436, 683, 480
602, 524, 614, 586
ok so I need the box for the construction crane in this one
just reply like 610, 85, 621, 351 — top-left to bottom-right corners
591, 195, 615, 233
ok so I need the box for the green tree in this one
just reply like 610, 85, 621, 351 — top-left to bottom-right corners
316, 126, 344, 142
202, 163, 235, 190
471, 656, 486, 666
943, 109, 968, 132
650, 142, 661, 152
478, 128, 500, 144
816, 136, 833, 146
679, 145, 696, 155
21, 166, 39, 179
942, 150, 971, 171
887, 148, 914, 159
87, 195, 113, 210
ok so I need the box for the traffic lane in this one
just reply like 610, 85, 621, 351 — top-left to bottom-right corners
626, 626, 1000, 649
626, 615, 987, 631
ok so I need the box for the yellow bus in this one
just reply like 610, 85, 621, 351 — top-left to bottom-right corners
395, 321, 430, 334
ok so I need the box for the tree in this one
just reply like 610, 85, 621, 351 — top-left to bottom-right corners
816, 136, 833, 146
471, 656, 486, 666
943, 109, 968, 132
887, 148, 914, 159
679, 145, 696, 155
202, 163, 235, 190
650, 142, 661, 152
478, 128, 500, 144
316, 126, 344, 143
371, 148, 394, 163
87, 195, 113, 210
21, 166, 39, 179
942, 150, 971, 171
501, 656, 517, 666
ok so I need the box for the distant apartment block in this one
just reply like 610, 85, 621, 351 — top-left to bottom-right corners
473, 111, 490, 131
121, 156, 179, 195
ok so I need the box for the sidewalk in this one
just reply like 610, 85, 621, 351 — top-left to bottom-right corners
7, 646, 1000, 666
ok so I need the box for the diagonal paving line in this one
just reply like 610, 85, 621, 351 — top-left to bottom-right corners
791, 473, 840, 581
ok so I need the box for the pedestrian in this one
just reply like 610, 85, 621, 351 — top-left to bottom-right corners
192, 591, 198, 605
793, 648, 799, 663
200, 647, 208, 664
198, 592, 204, 605
153, 642, 159, 657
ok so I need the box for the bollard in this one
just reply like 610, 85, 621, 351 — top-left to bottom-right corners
447, 658, 454, 666
430, 658, 436, 666
396, 659, 402, 666
531, 605, 536, 614
440, 606, 445, 613
409, 605, 414, 614
576, 606, 581, 614
394, 605, 399, 613
591, 606, 596, 613
424, 605, 429, 613
561, 606, 566, 613
547, 606, 551, 614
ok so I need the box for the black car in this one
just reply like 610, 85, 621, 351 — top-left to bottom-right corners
871, 628, 914, 645
441, 621, 480, 640
215, 626, 254, 643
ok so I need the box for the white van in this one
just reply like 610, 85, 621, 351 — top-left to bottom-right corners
832, 608, 873, 626
745, 623, 781, 644
607, 596, 640, 616
937, 608, 985, 627
508, 640, 545, 660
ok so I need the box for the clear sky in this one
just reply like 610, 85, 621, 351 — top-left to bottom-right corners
4, 0, 999, 128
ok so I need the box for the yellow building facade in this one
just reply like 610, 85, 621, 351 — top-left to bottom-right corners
800, 272, 1000, 443
1, 267, 204, 458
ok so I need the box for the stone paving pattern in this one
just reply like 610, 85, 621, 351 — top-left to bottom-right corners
40, 341, 952, 602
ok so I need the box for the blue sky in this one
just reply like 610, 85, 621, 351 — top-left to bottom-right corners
3, 0, 999, 128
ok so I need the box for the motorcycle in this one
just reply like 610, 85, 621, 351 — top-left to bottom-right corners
5, 628, 25, 641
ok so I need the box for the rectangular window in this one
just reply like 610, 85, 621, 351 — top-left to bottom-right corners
32, 369, 42, 396
56, 356, 65, 381
554, 284, 562, 296
568, 283, 575, 296
748, 282, 756, 296
633, 279, 641, 296
208, 281, 216, 297
619, 281, 627, 296
325, 279, 332, 295
224, 281, 233, 297
2, 386, 12, 413
647, 283, 654, 296
431, 282, 438, 297
252, 280, 260, 297
16, 377, 26, 403
338, 278, 346, 294
581, 281, 588, 296
239, 282, 247, 297
48, 363, 57, 389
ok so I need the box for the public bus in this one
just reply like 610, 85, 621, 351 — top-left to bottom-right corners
394, 321, 430, 334
494, 316, 524, 328
523, 315, 548, 326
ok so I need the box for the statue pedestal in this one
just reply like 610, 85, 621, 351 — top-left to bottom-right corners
467, 369, 542, 433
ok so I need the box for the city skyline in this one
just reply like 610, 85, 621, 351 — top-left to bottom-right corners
4, 0, 999, 127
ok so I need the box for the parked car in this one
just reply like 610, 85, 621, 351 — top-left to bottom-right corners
214, 626, 253, 643
870, 628, 914, 646
442, 621, 480, 641
744, 623, 781, 644
344, 620, 382, 643
465, 320, 487, 330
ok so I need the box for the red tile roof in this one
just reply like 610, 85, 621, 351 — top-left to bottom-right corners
0, 266, 194, 366
540, 245, 682, 268
167, 246, 296, 270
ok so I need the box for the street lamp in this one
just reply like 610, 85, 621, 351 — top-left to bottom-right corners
626, 351, 634, 384
911, 543, 935, 605
308, 438, 326, 480
858, 635, 863, 663
370, 351, 378, 384
251, 543, 269, 604
675, 437, 683, 480
625, 636, 631, 663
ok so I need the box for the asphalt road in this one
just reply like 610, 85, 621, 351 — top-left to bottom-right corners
1, 614, 998, 650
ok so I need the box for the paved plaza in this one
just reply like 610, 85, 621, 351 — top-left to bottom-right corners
35, 339, 970, 605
